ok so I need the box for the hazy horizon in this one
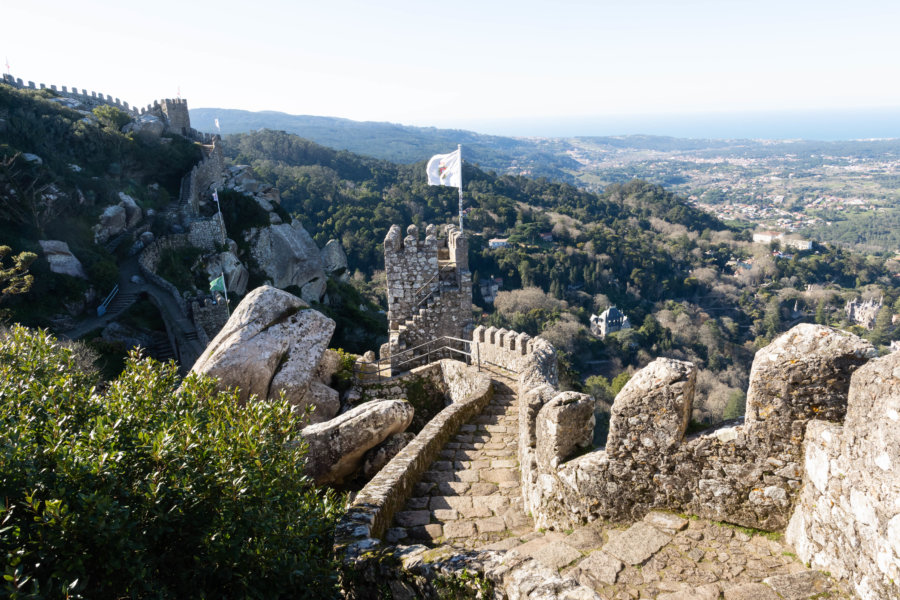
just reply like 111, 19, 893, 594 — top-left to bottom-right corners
192, 105, 900, 142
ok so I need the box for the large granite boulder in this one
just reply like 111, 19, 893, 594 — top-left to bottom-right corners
204, 250, 249, 295
93, 204, 126, 244
122, 114, 164, 139
38, 240, 87, 279
607, 358, 696, 461
190, 286, 339, 422
117, 192, 143, 228
246, 221, 327, 302
321, 239, 349, 280
301, 399, 414, 485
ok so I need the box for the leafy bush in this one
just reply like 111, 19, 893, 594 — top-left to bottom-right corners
0, 325, 343, 599
156, 246, 204, 292
217, 189, 271, 235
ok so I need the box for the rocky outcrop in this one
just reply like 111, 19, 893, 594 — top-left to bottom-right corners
786, 350, 900, 600
117, 192, 143, 228
190, 286, 338, 420
93, 193, 145, 244
246, 221, 327, 303
93, 204, 126, 244
122, 114, 164, 139
203, 251, 249, 296
302, 400, 414, 485
38, 240, 87, 279
322, 239, 349, 280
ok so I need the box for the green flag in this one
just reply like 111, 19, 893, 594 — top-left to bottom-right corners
209, 275, 226, 293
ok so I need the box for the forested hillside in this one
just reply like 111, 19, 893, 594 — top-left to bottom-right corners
0, 84, 201, 327
192, 109, 577, 180
224, 129, 900, 425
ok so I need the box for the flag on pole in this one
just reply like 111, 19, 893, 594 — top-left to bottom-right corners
209, 275, 226, 294
426, 149, 462, 188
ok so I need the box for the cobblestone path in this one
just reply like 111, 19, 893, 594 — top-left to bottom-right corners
387, 376, 534, 548
388, 375, 851, 598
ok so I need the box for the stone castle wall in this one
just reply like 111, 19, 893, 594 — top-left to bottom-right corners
383, 223, 472, 363
512, 324, 876, 532
384, 223, 439, 330
138, 233, 192, 316
187, 215, 225, 251
786, 350, 900, 600
180, 139, 226, 218
2, 73, 139, 113
3, 73, 215, 144
475, 321, 895, 597
191, 296, 229, 343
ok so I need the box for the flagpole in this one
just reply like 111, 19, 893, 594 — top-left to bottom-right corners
221, 270, 230, 316
458, 144, 464, 232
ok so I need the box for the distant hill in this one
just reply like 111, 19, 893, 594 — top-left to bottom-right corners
190, 108, 579, 182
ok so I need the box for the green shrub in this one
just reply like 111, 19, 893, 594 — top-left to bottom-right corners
217, 189, 271, 235
156, 246, 203, 292
0, 325, 343, 599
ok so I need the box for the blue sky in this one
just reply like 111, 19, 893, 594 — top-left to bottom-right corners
6, 0, 900, 133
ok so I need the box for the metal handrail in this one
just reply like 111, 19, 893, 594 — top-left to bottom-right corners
360, 335, 479, 382
97, 284, 119, 316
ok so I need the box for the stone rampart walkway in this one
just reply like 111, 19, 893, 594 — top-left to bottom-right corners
388, 376, 534, 548
384, 373, 854, 598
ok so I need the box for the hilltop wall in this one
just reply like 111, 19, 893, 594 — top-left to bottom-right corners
481, 321, 896, 598
786, 350, 900, 600
2, 72, 139, 113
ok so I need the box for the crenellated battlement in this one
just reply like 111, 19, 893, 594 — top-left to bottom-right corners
2, 72, 139, 114
2, 73, 211, 142
382, 223, 472, 366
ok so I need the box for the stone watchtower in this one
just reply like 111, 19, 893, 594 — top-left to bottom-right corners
381, 223, 472, 367
147, 98, 191, 136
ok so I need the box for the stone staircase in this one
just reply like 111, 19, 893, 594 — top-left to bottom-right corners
146, 332, 176, 363
102, 292, 138, 319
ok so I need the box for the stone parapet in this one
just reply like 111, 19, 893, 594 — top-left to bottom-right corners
2, 72, 139, 114
516, 324, 877, 532
786, 350, 900, 600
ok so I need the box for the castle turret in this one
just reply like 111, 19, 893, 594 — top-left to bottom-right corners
381, 223, 472, 368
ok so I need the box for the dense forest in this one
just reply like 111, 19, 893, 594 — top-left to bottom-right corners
223, 129, 900, 425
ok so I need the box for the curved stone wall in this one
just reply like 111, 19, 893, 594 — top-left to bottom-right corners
336, 360, 493, 551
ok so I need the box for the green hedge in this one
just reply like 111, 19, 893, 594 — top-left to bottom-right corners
0, 325, 343, 599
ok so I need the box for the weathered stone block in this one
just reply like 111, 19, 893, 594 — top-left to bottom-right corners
536, 391, 595, 470
606, 358, 695, 460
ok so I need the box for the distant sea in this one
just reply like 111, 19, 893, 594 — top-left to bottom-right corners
436, 108, 900, 140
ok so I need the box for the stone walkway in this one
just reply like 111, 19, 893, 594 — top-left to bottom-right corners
388, 376, 852, 599
387, 376, 534, 548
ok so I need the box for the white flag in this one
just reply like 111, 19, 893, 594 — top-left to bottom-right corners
426, 149, 462, 188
